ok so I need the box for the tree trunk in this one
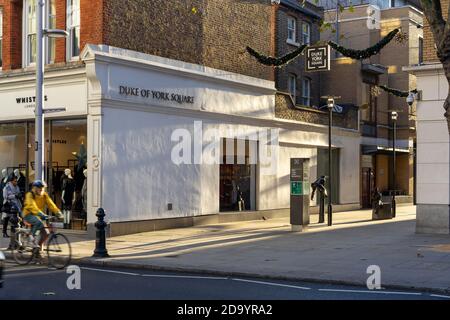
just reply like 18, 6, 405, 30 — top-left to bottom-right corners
441, 59, 450, 133
440, 57, 450, 134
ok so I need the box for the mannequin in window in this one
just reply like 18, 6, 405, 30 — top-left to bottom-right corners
1, 169, 8, 200
1, 169, 9, 236
61, 168, 76, 229
13, 169, 26, 202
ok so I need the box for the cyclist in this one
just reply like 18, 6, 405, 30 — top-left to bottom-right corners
22, 180, 62, 251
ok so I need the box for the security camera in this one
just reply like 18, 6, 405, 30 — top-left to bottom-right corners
406, 92, 415, 107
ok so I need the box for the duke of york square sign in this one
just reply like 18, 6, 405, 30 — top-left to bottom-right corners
305, 45, 331, 72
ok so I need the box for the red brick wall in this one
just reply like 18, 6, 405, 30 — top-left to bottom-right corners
1, 0, 274, 80
0, 0, 23, 70
0, 0, 104, 70
55, 0, 66, 63
80, 0, 103, 55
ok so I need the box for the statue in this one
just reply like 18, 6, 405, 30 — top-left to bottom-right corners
311, 176, 328, 223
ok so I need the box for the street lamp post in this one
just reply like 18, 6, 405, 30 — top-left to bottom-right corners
327, 98, 334, 226
391, 111, 398, 218
35, 0, 68, 181
320, 96, 340, 226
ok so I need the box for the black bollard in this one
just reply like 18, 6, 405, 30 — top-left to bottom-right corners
93, 208, 110, 258
318, 194, 325, 224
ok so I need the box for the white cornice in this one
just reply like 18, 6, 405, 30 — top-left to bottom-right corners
403, 63, 444, 75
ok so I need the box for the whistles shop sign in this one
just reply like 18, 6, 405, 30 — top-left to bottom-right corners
0, 82, 87, 121
119, 85, 195, 105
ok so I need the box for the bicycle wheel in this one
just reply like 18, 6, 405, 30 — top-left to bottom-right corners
47, 233, 72, 269
12, 231, 35, 265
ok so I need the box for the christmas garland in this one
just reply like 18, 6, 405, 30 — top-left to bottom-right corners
378, 85, 418, 98
246, 45, 307, 67
328, 28, 400, 60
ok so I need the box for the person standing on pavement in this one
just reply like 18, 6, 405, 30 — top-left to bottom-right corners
2, 175, 22, 238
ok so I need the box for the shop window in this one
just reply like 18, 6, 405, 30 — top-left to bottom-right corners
287, 17, 297, 43
302, 22, 311, 45
67, 0, 80, 60
47, 119, 87, 230
23, 0, 56, 66
302, 78, 311, 106
0, 123, 27, 181
0, 119, 87, 231
220, 138, 256, 212
0, 9, 3, 69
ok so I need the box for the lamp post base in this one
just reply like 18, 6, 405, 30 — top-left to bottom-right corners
328, 204, 333, 226
392, 197, 396, 218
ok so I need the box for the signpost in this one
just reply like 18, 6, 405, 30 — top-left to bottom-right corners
290, 158, 310, 232
305, 45, 331, 72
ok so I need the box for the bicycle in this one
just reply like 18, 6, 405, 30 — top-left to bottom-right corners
12, 216, 72, 269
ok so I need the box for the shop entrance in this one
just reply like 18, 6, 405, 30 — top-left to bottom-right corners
361, 168, 375, 208
0, 119, 87, 230
219, 138, 256, 212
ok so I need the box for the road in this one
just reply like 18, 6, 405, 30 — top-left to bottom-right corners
1, 261, 449, 300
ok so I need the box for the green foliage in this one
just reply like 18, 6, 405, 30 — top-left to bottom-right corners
246, 45, 307, 67
378, 85, 418, 98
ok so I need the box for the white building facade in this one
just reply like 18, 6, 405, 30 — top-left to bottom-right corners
405, 63, 450, 234
0, 45, 361, 236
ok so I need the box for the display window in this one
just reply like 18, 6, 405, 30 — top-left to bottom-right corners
0, 119, 87, 231
219, 138, 256, 212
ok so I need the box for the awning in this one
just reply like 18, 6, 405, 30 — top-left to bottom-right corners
362, 145, 410, 155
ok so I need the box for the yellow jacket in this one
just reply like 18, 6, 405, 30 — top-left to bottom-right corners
22, 192, 60, 217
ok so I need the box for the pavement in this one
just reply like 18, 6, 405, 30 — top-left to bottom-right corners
2, 205, 450, 294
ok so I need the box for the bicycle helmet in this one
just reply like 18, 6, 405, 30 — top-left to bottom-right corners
32, 180, 46, 188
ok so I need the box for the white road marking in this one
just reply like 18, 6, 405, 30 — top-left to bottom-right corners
81, 267, 139, 276
142, 274, 228, 280
430, 294, 450, 299
232, 278, 311, 290
318, 288, 422, 296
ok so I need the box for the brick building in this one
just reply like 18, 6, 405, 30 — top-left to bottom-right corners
274, 0, 322, 108
404, 0, 450, 234
0, 0, 273, 79
320, 2, 423, 208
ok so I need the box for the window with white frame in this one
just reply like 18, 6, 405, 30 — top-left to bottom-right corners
287, 17, 296, 43
47, 0, 56, 64
0, 9, 3, 69
302, 22, 310, 45
67, 0, 80, 60
302, 78, 311, 106
24, 0, 37, 66
23, 0, 55, 66
288, 74, 297, 102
